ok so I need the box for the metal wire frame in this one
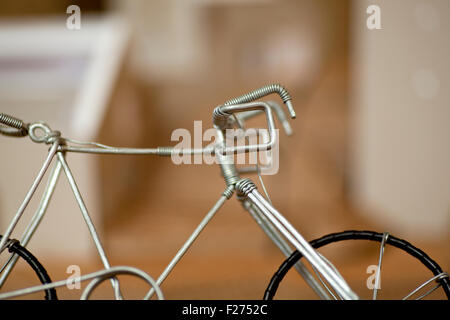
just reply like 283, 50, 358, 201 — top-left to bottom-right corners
0, 89, 360, 300
2, 84, 438, 300
235, 179, 359, 300
0, 146, 123, 299
242, 200, 331, 300
0, 123, 279, 299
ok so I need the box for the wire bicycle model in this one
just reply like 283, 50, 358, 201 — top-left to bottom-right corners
0, 84, 448, 300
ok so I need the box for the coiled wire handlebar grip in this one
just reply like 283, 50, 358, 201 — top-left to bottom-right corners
0, 113, 28, 137
223, 84, 295, 118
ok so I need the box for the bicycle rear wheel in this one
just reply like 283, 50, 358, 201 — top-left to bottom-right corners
264, 230, 449, 300
0, 235, 57, 300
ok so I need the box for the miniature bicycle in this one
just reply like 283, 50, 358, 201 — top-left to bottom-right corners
0, 84, 448, 300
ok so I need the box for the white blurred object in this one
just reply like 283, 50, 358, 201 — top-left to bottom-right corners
351, 0, 450, 240
0, 15, 129, 259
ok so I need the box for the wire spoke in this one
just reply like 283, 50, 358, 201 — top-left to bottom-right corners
311, 264, 339, 300
415, 283, 442, 300
402, 272, 449, 300
256, 164, 272, 204
308, 252, 350, 300
373, 232, 389, 300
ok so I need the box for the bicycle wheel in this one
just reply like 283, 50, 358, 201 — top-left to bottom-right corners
264, 230, 450, 300
0, 235, 57, 300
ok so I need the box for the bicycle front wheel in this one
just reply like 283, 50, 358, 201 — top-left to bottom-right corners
264, 230, 449, 300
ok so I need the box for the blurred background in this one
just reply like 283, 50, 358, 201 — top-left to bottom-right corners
0, 0, 448, 299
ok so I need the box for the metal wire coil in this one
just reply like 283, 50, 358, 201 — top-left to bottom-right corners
0, 113, 24, 129
212, 107, 233, 129
222, 185, 235, 199
0, 113, 28, 137
157, 146, 174, 156
220, 162, 241, 186
224, 83, 292, 109
235, 178, 257, 196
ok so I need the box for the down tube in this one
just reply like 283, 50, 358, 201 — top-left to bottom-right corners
0, 160, 62, 288
0, 141, 59, 258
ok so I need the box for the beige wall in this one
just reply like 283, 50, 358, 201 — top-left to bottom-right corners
351, 0, 450, 240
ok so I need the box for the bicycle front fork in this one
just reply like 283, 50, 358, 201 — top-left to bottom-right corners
235, 178, 359, 300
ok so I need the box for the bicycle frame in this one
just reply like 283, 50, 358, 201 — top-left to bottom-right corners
0, 85, 359, 300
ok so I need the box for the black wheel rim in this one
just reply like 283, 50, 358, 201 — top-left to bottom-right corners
264, 230, 450, 300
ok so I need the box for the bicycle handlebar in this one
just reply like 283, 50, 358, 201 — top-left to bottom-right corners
1, 83, 295, 158
213, 101, 277, 154
232, 101, 293, 136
